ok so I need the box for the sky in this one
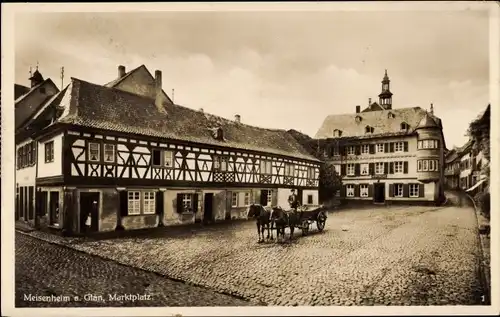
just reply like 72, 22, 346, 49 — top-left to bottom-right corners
14, 9, 490, 149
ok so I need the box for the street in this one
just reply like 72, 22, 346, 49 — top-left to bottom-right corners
16, 201, 486, 306
15, 233, 251, 307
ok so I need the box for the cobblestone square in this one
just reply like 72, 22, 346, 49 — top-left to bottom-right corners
20, 203, 486, 306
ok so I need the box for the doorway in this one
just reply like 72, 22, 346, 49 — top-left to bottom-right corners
79, 192, 100, 233
203, 193, 214, 224
49, 191, 60, 225
373, 183, 385, 203
28, 186, 34, 220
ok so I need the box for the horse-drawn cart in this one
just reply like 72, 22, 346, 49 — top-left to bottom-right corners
294, 205, 328, 236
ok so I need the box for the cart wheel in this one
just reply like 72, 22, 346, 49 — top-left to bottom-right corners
316, 211, 326, 232
301, 220, 309, 236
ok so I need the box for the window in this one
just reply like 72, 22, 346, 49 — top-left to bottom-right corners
355, 116, 362, 123
347, 146, 355, 155
347, 164, 355, 176
394, 142, 404, 152
308, 167, 316, 179
104, 144, 115, 163
400, 122, 409, 130
307, 195, 313, 204
143, 192, 156, 214
332, 146, 340, 156
394, 161, 403, 174
346, 184, 355, 197
182, 194, 193, 212
360, 184, 369, 197
418, 160, 423, 171
361, 145, 370, 154
375, 162, 384, 174
394, 184, 404, 197
376, 144, 384, 153
214, 156, 229, 172
127, 191, 141, 215
260, 160, 272, 175
388, 112, 395, 119
333, 129, 342, 137
285, 163, 295, 176
409, 184, 419, 197
153, 149, 174, 167
418, 139, 439, 149
44, 141, 54, 163
423, 160, 428, 171
231, 192, 239, 207
244, 192, 251, 206
429, 160, 435, 171
360, 163, 369, 176
88, 142, 100, 162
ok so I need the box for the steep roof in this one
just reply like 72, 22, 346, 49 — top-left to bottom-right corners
104, 64, 142, 88
52, 78, 319, 162
15, 78, 59, 130
416, 112, 439, 129
15, 84, 30, 99
315, 106, 442, 139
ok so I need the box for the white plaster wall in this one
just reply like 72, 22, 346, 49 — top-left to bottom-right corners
16, 139, 37, 187
302, 189, 319, 205
38, 133, 64, 178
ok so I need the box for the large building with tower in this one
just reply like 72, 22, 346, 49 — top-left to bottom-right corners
15, 64, 320, 235
314, 70, 446, 205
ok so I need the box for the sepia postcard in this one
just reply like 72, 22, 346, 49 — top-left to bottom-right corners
1, 2, 499, 316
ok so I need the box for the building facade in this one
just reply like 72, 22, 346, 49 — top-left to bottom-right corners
16, 65, 320, 235
314, 71, 446, 205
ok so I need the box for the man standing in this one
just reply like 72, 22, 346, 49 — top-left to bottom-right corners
288, 189, 300, 211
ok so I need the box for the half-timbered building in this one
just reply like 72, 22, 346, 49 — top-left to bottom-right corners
19, 64, 320, 234
314, 70, 446, 205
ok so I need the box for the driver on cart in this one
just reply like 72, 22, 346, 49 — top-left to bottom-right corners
288, 189, 300, 212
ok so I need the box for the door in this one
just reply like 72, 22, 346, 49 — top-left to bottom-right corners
203, 193, 214, 224
260, 190, 269, 206
373, 183, 385, 203
80, 192, 100, 233
49, 191, 60, 225
297, 189, 303, 206
28, 186, 34, 220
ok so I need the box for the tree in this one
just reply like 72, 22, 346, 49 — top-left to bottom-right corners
318, 162, 342, 204
467, 104, 490, 162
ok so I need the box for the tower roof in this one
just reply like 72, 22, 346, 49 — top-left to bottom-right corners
382, 69, 390, 83
416, 112, 439, 129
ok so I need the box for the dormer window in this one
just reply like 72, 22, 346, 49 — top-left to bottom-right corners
40, 87, 46, 94
388, 112, 395, 119
400, 122, 409, 130
210, 127, 224, 141
333, 129, 342, 137
365, 125, 374, 134
355, 115, 362, 123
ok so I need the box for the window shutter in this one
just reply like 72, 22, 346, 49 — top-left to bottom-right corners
355, 146, 361, 156
119, 191, 128, 217
384, 162, 388, 174
340, 185, 346, 198
403, 161, 408, 174
369, 163, 374, 175
368, 184, 373, 197
390, 142, 394, 153
176, 193, 183, 213
155, 191, 164, 215
354, 184, 359, 197
369, 144, 375, 154
419, 184, 425, 197
193, 194, 199, 212
403, 184, 409, 197
355, 164, 360, 176
341, 164, 346, 176
384, 143, 389, 153
404, 141, 409, 152
389, 162, 394, 174
388, 184, 394, 197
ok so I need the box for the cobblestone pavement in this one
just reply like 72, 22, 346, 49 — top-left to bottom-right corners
15, 232, 251, 307
21, 204, 486, 306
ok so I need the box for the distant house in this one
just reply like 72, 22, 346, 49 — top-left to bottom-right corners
16, 64, 320, 235
314, 70, 446, 205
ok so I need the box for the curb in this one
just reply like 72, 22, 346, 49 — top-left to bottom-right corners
15, 230, 262, 306
464, 193, 491, 305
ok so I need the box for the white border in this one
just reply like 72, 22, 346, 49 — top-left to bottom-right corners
2, 2, 499, 316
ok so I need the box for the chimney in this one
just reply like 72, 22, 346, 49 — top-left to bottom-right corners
118, 65, 126, 78
155, 70, 166, 113
235, 114, 241, 123
355, 105, 361, 113
368, 98, 372, 106
430, 103, 434, 115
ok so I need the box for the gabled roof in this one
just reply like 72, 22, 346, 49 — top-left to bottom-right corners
15, 84, 30, 99
15, 78, 59, 130
51, 78, 319, 162
361, 102, 385, 112
315, 106, 442, 139
104, 64, 143, 88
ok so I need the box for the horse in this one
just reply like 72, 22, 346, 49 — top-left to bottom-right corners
247, 204, 275, 243
270, 206, 302, 242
